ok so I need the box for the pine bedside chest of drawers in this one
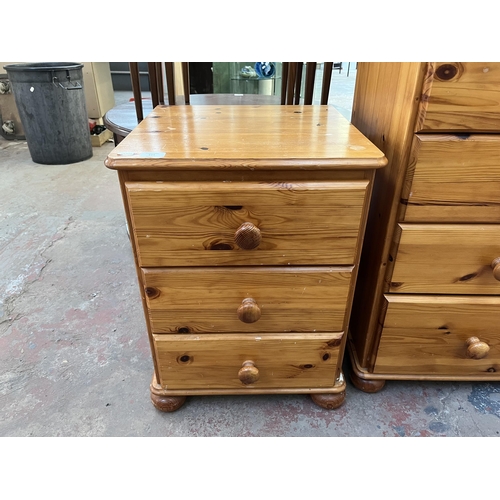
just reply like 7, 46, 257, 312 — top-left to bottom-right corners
105, 105, 386, 411
349, 62, 500, 392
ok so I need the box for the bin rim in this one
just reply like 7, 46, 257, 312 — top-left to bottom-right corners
3, 62, 84, 72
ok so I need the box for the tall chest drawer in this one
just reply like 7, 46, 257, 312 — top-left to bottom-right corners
374, 295, 500, 377
390, 224, 500, 294
417, 62, 500, 132
403, 134, 500, 223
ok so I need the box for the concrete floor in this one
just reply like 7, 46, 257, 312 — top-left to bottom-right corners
2, 66, 500, 437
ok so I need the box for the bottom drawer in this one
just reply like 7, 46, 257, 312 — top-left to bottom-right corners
374, 295, 500, 376
153, 332, 342, 390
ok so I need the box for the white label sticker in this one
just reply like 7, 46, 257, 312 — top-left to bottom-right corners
116, 152, 166, 158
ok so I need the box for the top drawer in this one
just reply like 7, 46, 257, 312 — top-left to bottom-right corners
417, 62, 500, 132
125, 180, 369, 267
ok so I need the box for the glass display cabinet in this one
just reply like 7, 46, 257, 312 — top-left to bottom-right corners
229, 62, 282, 95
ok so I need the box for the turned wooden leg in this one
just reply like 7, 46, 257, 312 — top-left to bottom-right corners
310, 391, 345, 410
150, 393, 187, 412
349, 371, 386, 393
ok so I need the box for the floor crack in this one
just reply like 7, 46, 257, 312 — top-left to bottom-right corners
1, 217, 76, 333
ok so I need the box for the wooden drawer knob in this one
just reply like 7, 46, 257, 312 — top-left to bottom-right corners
234, 222, 261, 250
491, 258, 500, 281
238, 360, 259, 385
466, 337, 490, 359
237, 298, 261, 323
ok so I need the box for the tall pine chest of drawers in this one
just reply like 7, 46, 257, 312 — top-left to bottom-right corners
105, 105, 386, 411
349, 62, 500, 391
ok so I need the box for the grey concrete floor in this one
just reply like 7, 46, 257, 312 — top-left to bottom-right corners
2, 66, 500, 437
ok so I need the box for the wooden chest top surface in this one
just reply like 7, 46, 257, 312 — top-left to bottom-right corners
105, 105, 386, 171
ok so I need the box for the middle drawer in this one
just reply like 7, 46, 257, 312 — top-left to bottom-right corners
125, 180, 369, 267
390, 223, 500, 294
142, 266, 353, 334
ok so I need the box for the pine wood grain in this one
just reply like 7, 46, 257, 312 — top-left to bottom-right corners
349, 62, 426, 368
390, 224, 500, 294
418, 62, 500, 132
402, 134, 500, 222
106, 104, 383, 403
374, 295, 500, 375
126, 180, 369, 266
349, 61, 500, 383
142, 266, 353, 333
153, 332, 342, 389
105, 105, 387, 171
123, 169, 369, 183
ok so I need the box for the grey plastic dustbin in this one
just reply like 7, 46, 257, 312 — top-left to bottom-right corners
3, 62, 93, 165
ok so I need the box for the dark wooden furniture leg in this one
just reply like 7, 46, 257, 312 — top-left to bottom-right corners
165, 63, 176, 105
321, 62, 333, 105
147, 62, 160, 109
286, 63, 298, 105
156, 62, 164, 105
281, 62, 289, 104
304, 62, 317, 105
294, 63, 303, 104
129, 62, 143, 123
182, 62, 190, 104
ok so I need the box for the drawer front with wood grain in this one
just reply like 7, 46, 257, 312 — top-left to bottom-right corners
403, 134, 500, 223
417, 62, 500, 132
126, 180, 369, 267
153, 332, 341, 389
374, 295, 500, 376
390, 224, 500, 294
142, 266, 353, 334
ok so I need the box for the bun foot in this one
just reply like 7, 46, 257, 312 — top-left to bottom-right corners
151, 393, 187, 412
311, 391, 345, 409
350, 371, 385, 393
